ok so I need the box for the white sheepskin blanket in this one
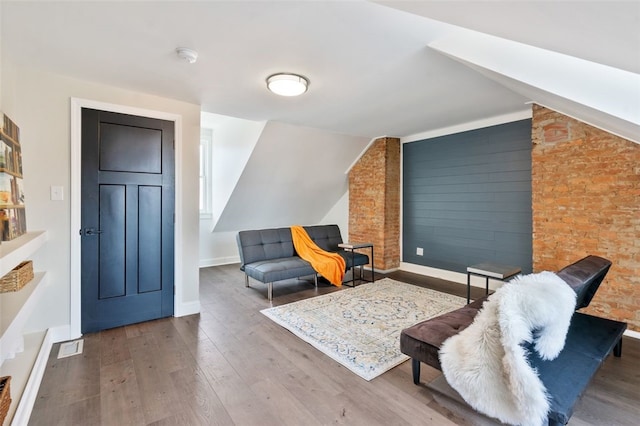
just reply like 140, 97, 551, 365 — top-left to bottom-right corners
439, 272, 577, 426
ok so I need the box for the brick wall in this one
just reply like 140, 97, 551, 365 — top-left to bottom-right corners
349, 137, 400, 271
532, 105, 640, 331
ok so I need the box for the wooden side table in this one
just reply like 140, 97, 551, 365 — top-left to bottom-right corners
466, 262, 521, 303
338, 243, 374, 287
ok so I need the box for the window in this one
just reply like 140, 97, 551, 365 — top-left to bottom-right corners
200, 128, 213, 218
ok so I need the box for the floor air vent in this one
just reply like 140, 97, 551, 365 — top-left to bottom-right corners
57, 339, 84, 359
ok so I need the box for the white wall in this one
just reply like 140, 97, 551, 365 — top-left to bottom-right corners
1, 61, 201, 334
215, 121, 369, 232
198, 119, 367, 267
199, 191, 351, 268
319, 190, 350, 240
201, 112, 265, 227
199, 228, 240, 267
199, 113, 264, 267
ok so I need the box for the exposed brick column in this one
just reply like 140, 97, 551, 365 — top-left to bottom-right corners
532, 105, 640, 331
348, 137, 400, 271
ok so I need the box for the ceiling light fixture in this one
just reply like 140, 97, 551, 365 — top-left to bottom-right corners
176, 47, 198, 64
266, 73, 309, 97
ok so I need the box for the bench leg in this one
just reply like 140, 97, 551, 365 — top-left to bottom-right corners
412, 358, 421, 385
245, 274, 249, 287
268, 282, 273, 301
614, 337, 623, 357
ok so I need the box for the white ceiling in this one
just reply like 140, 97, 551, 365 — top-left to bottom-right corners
2, 1, 639, 139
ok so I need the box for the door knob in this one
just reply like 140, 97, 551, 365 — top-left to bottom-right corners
81, 228, 103, 235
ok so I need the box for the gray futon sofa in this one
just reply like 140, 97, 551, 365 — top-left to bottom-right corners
236, 224, 369, 300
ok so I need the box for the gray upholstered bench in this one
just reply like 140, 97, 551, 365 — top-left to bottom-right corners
400, 255, 627, 426
236, 224, 369, 300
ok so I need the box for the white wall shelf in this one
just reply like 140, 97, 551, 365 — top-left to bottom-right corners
0, 272, 48, 362
0, 330, 47, 424
0, 231, 48, 277
0, 230, 49, 425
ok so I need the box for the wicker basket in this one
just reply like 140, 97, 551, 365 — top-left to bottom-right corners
0, 376, 10, 426
0, 260, 34, 293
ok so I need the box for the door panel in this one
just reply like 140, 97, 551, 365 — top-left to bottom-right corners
99, 122, 163, 173
81, 108, 174, 333
138, 185, 162, 293
99, 184, 126, 299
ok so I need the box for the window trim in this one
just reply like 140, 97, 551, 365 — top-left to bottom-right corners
200, 128, 213, 219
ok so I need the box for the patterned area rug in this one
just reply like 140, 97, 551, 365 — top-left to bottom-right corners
261, 278, 466, 381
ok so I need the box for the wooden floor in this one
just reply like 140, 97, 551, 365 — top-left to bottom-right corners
29, 265, 640, 425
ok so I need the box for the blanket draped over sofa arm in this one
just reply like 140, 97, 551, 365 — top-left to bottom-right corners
439, 271, 577, 426
291, 225, 346, 286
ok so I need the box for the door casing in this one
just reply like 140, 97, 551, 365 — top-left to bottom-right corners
70, 98, 184, 339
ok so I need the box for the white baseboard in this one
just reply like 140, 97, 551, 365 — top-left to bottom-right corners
363, 266, 398, 275
47, 324, 73, 343
175, 300, 200, 317
623, 329, 640, 340
199, 256, 240, 268
399, 262, 509, 291
11, 329, 56, 426
400, 262, 465, 283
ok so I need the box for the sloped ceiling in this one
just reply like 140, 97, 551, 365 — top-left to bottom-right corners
378, 1, 640, 143
214, 121, 369, 231
3, 1, 637, 140
2, 1, 637, 140
376, 1, 640, 74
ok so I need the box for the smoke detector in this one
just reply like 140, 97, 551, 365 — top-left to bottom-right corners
176, 47, 198, 64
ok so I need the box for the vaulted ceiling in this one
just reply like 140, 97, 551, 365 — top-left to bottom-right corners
3, 1, 638, 141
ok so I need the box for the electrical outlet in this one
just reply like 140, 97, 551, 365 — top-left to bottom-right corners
416, 247, 424, 256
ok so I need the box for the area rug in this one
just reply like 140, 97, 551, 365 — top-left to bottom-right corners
260, 278, 466, 381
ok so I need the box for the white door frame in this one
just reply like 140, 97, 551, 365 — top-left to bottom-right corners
69, 98, 183, 339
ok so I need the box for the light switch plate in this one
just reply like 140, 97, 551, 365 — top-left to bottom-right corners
51, 185, 64, 201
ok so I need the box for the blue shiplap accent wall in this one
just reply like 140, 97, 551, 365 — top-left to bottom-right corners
403, 119, 533, 274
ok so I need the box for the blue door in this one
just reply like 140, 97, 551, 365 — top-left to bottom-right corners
81, 108, 175, 333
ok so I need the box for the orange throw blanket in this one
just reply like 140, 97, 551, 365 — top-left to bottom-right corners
291, 225, 345, 287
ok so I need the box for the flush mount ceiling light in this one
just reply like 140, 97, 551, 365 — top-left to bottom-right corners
176, 47, 198, 64
266, 73, 309, 96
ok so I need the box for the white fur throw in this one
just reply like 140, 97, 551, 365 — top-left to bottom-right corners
439, 272, 577, 426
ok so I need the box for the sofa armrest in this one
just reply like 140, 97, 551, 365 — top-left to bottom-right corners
556, 255, 611, 309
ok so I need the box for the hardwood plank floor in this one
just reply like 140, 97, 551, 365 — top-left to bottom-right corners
28, 265, 640, 425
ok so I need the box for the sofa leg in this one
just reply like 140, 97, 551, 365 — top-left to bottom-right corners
412, 358, 421, 385
614, 337, 623, 357
268, 282, 273, 301
314, 274, 318, 288
245, 274, 249, 287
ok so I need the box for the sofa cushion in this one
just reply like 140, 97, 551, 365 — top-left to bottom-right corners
243, 256, 315, 283
525, 312, 626, 425
303, 224, 369, 268
303, 224, 343, 251
400, 297, 485, 370
336, 250, 370, 269
237, 228, 295, 269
